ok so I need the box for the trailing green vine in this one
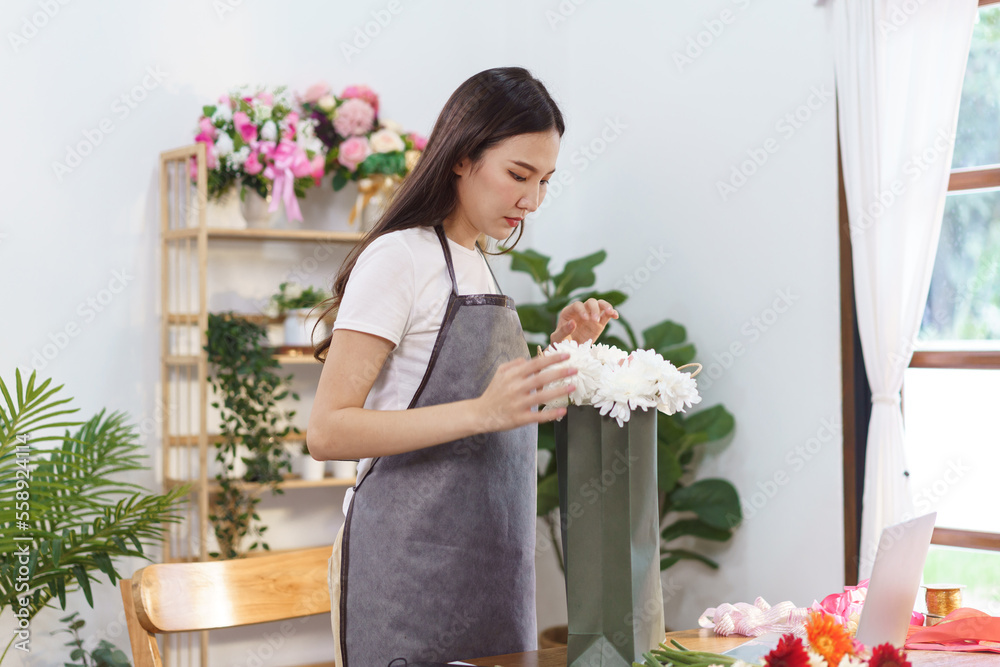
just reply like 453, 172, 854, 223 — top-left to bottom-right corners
204, 312, 300, 559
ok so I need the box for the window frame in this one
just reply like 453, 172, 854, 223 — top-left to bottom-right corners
840, 0, 1000, 584
909, 0, 1000, 553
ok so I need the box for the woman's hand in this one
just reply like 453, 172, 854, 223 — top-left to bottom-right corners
473, 352, 578, 432
550, 298, 619, 345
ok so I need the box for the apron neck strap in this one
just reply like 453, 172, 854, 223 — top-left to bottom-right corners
433, 224, 460, 297
476, 244, 505, 296
433, 224, 506, 297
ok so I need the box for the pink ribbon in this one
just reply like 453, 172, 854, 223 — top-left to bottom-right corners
699, 597, 812, 638
262, 140, 309, 222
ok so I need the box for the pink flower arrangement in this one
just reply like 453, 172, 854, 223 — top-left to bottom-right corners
191, 85, 327, 221
298, 82, 427, 191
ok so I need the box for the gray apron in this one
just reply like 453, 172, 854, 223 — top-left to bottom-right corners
338, 224, 538, 666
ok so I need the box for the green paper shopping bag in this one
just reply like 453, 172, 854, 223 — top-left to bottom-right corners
554, 404, 664, 667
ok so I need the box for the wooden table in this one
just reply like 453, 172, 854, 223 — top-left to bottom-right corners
463, 628, 1000, 666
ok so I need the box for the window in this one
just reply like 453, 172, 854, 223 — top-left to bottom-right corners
904, 1, 1000, 614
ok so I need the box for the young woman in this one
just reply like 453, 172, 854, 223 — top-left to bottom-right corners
308, 67, 618, 666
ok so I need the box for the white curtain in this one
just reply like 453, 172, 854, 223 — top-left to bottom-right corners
832, 0, 979, 579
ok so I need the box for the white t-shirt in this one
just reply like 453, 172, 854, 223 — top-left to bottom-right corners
332, 225, 500, 516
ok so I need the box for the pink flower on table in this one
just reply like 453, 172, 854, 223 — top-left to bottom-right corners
337, 136, 371, 171
407, 132, 428, 151
244, 150, 263, 175
233, 111, 256, 143
283, 111, 299, 140
309, 154, 325, 186
812, 579, 869, 632
333, 98, 376, 137
302, 81, 331, 104
256, 90, 273, 106
341, 84, 379, 114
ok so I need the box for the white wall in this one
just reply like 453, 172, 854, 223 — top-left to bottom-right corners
1, 0, 841, 665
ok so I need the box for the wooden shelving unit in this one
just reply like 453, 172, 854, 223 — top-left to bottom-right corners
158, 143, 364, 667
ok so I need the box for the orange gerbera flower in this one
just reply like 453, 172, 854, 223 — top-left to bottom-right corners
806, 610, 855, 666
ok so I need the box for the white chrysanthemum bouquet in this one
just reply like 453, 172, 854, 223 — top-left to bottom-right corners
541, 339, 702, 427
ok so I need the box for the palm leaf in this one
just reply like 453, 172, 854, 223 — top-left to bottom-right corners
0, 369, 190, 628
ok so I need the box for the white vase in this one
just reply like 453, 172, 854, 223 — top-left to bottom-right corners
186, 187, 246, 229
298, 453, 327, 481
283, 308, 329, 346
330, 460, 358, 480
241, 189, 278, 228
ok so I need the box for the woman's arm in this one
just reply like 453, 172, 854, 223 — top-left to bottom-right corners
307, 328, 576, 461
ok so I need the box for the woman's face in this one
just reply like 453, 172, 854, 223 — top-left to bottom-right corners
450, 129, 561, 244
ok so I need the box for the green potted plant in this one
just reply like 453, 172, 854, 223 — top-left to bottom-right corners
205, 312, 300, 558
506, 247, 740, 646
0, 369, 188, 665
265, 281, 332, 347
52, 612, 130, 667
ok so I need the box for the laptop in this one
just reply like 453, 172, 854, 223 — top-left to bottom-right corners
724, 512, 937, 662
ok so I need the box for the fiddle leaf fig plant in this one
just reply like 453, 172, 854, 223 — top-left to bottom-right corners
507, 246, 740, 575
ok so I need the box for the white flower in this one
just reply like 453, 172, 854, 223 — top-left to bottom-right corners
539, 341, 702, 426
263, 300, 280, 319
317, 94, 336, 112
541, 339, 604, 410
296, 118, 325, 155
226, 146, 250, 169
214, 132, 234, 157
370, 128, 406, 153
380, 118, 405, 134
252, 103, 273, 123
837, 654, 865, 667
211, 103, 232, 124
285, 283, 303, 300
806, 650, 826, 667
591, 342, 628, 367
655, 365, 701, 415
260, 120, 277, 142
591, 360, 658, 427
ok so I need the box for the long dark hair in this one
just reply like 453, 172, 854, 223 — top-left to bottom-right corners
312, 67, 565, 362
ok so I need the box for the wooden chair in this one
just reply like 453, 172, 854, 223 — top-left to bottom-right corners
119, 545, 334, 667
